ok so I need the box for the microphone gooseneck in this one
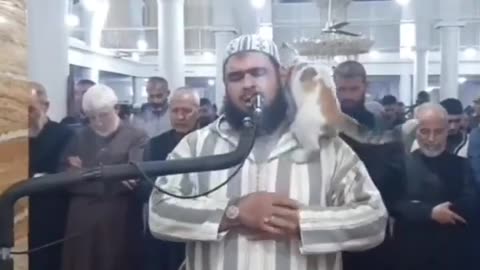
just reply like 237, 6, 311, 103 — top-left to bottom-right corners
0, 115, 258, 269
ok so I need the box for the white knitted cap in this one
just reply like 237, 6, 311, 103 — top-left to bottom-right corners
82, 84, 118, 113
224, 34, 281, 65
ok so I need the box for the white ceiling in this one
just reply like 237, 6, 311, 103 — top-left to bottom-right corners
70, 0, 480, 54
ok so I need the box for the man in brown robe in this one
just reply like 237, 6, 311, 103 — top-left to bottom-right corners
60, 85, 148, 270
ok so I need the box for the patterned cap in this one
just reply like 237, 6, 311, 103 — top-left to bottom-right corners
224, 34, 281, 65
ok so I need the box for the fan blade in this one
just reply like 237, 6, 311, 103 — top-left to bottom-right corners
335, 30, 360, 37
330, 21, 349, 29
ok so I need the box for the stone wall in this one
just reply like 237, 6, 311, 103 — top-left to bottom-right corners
0, 0, 29, 269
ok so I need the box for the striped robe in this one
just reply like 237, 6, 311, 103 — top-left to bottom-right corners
149, 117, 387, 270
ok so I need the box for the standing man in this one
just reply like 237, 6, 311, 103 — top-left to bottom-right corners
133, 77, 172, 137
141, 87, 200, 270
381, 95, 404, 129
149, 35, 387, 270
395, 103, 477, 270
61, 79, 96, 127
334, 61, 406, 270
28, 82, 73, 270
198, 97, 218, 128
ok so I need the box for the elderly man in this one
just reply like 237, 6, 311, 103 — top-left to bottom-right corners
394, 103, 477, 270
61, 85, 148, 270
148, 35, 387, 270
141, 87, 200, 270
28, 82, 73, 270
133, 77, 172, 137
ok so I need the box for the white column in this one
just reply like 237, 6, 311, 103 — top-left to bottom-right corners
436, 0, 463, 100
157, 0, 185, 91
413, 0, 431, 97
414, 49, 429, 94
80, 0, 110, 82
27, 0, 69, 121
437, 25, 462, 99
213, 0, 236, 107
399, 67, 412, 105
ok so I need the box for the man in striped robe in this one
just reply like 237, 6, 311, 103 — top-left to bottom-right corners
149, 34, 387, 270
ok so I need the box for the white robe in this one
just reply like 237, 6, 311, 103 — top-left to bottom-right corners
149, 116, 387, 270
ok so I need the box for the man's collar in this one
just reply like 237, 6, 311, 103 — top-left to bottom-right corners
209, 115, 300, 162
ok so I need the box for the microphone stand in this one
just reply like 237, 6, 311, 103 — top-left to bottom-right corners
0, 115, 258, 270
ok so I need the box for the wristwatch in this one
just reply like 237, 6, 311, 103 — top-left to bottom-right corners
225, 204, 240, 221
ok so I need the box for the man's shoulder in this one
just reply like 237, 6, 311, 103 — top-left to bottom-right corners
46, 120, 74, 138
151, 129, 174, 143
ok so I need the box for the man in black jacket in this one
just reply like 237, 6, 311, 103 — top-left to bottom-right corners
334, 61, 406, 270
140, 87, 200, 270
394, 102, 477, 270
28, 82, 73, 270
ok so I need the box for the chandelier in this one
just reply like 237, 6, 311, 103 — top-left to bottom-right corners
287, 0, 374, 58
292, 35, 374, 57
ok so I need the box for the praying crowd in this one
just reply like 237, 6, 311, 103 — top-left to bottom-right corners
27, 35, 480, 270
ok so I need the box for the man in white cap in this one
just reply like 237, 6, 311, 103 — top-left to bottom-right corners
149, 35, 387, 270
60, 84, 148, 270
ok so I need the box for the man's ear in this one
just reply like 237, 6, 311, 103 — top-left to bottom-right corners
280, 66, 289, 88
44, 101, 50, 112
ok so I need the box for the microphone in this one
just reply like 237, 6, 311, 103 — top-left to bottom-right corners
251, 93, 265, 122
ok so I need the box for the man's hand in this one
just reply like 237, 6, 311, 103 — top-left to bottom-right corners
122, 179, 138, 190
431, 202, 467, 225
68, 156, 82, 169
237, 192, 299, 237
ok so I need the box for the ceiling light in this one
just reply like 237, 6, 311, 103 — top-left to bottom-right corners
66, 14, 79, 27
0, 16, 7, 24
333, 56, 344, 63
258, 25, 273, 40
208, 79, 215, 86
137, 39, 148, 51
396, 0, 410, 6
369, 50, 381, 60
463, 48, 477, 59
202, 51, 215, 61
250, 0, 266, 10
131, 53, 140, 61
458, 77, 467, 84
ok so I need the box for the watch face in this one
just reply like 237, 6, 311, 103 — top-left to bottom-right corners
226, 205, 239, 220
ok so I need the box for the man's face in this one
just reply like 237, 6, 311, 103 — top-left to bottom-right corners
383, 104, 397, 123
85, 107, 119, 136
416, 112, 448, 157
73, 84, 91, 114
147, 81, 170, 109
29, 93, 48, 130
224, 52, 280, 113
335, 77, 367, 112
169, 95, 199, 134
199, 104, 214, 119
447, 114, 463, 136
223, 52, 286, 134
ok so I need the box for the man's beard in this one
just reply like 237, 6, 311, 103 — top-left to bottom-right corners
340, 97, 365, 115
224, 90, 288, 136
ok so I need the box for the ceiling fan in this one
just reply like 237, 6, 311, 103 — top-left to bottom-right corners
321, 0, 360, 37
